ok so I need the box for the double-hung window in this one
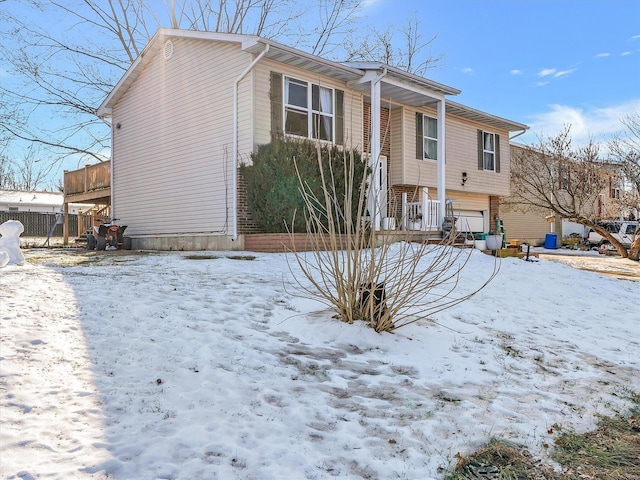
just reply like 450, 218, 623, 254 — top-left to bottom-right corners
482, 132, 496, 171
415, 113, 438, 160
477, 130, 501, 172
422, 115, 438, 160
284, 77, 334, 142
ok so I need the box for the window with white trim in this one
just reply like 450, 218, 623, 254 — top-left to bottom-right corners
284, 77, 334, 142
482, 132, 496, 171
421, 115, 438, 160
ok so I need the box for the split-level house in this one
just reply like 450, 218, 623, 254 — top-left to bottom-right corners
97, 29, 528, 251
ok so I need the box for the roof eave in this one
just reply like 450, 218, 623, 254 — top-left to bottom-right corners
446, 100, 528, 132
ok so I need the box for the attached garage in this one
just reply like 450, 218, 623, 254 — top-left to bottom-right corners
455, 210, 485, 233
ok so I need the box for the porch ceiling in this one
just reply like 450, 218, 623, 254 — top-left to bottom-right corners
360, 86, 442, 109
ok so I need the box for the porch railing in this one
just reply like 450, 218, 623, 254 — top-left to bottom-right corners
401, 188, 441, 231
64, 162, 111, 197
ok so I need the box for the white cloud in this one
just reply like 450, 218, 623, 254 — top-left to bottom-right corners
461, 67, 474, 74
554, 68, 576, 78
536, 81, 549, 87
622, 51, 632, 56
538, 68, 556, 77
510, 69, 522, 75
594, 52, 611, 58
631, 34, 640, 40
522, 99, 640, 147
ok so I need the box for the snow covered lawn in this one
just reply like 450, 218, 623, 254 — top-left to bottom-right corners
1, 247, 638, 479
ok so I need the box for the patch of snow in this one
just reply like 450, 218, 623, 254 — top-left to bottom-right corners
1, 247, 638, 479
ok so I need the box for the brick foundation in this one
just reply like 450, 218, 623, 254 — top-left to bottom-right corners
244, 233, 349, 253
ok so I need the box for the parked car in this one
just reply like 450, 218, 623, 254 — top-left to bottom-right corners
586, 221, 637, 246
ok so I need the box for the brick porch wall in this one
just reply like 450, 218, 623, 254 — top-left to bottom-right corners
244, 233, 349, 253
237, 170, 262, 234
489, 195, 500, 233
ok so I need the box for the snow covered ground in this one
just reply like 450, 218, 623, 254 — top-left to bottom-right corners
1, 246, 638, 479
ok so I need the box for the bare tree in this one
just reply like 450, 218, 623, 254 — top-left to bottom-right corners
0, 0, 371, 183
608, 112, 640, 259
0, 147, 56, 191
506, 125, 636, 259
344, 16, 443, 76
0, 154, 18, 190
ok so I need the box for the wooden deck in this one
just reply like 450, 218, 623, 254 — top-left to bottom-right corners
63, 162, 111, 244
63, 162, 111, 204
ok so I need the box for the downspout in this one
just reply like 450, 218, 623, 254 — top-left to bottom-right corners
370, 67, 387, 231
109, 119, 114, 221
232, 43, 270, 241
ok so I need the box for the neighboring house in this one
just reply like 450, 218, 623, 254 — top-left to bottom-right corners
501, 144, 629, 246
0, 189, 90, 215
97, 29, 527, 251
0, 189, 94, 238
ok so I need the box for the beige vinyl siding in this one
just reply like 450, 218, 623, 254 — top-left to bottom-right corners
428, 189, 490, 232
501, 207, 550, 245
401, 106, 511, 196
389, 107, 404, 186
402, 107, 437, 187
112, 38, 253, 236
427, 189, 489, 212
252, 60, 364, 151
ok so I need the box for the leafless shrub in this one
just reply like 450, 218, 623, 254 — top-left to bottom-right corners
287, 144, 499, 333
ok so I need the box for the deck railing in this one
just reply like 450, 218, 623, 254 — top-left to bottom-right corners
64, 162, 110, 197
401, 188, 441, 231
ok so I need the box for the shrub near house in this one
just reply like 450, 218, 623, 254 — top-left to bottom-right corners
241, 139, 366, 233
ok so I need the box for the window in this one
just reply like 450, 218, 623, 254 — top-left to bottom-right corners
421, 115, 438, 160
609, 177, 621, 199
477, 130, 501, 172
482, 132, 495, 171
415, 113, 438, 160
284, 77, 334, 142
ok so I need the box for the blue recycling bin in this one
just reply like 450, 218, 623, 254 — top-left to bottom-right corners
544, 233, 558, 249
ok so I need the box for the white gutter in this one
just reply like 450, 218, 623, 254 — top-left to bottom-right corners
232, 44, 269, 241
509, 128, 529, 141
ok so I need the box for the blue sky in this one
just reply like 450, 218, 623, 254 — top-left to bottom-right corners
1, 0, 639, 189
358, 0, 640, 144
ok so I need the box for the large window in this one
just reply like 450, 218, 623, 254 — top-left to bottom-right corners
422, 115, 438, 160
482, 132, 496, 171
284, 77, 334, 142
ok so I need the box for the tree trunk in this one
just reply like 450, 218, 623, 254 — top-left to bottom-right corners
628, 236, 640, 261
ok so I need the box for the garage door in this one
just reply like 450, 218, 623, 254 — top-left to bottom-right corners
455, 211, 484, 233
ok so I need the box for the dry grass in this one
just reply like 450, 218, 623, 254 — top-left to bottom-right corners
446, 393, 640, 480
551, 392, 640, 480
446, 439, 556, 480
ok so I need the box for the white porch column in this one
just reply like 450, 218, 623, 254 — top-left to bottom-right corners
436, 98, 446, 227
370, 76, 382, 231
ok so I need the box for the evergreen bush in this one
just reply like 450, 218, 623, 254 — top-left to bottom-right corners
241, 139, 365, 233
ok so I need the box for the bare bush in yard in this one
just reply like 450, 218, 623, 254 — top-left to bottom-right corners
287, 143, 499, 333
